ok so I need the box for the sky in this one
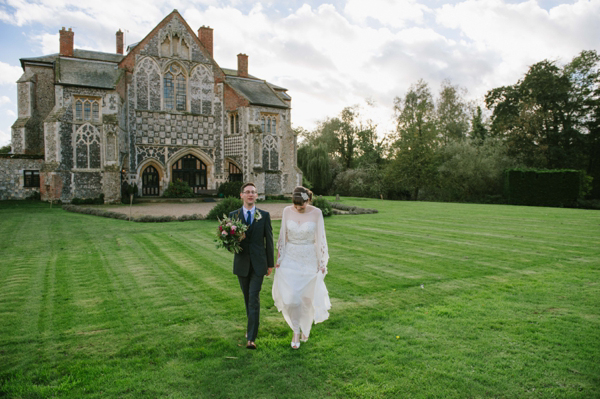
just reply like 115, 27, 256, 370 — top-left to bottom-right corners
1, 0, 599, 147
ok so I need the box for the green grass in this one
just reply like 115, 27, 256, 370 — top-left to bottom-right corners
1, 199, 599, 398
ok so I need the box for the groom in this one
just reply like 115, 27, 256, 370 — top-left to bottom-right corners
229, 182, 274, 349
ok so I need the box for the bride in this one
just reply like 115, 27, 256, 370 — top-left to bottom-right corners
272, 186, 331, 349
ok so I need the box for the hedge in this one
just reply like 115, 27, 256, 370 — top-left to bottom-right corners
504, 169, 583, 207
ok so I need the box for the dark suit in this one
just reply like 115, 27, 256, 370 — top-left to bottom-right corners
229, 207, 274, 342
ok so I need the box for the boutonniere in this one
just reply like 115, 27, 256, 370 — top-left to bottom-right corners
254, 210, 262, 221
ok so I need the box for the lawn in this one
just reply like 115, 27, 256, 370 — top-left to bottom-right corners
0, 199, 599, 398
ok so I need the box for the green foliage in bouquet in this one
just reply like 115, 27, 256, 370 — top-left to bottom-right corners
312, 196, 333, 217
206, 197, 243, 220
162, 179, 194, 198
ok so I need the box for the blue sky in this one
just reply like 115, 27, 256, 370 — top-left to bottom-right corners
1, 0, 599, 147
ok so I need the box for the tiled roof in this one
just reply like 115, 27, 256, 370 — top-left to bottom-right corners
57, 57, 123, 89
226, 76, 289, 109
20, 50, 124, 89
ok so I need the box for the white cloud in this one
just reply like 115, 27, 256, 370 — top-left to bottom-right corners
344, 0, 431, 28
0, 128, 10, 147
0, 0, 598, 138
0, 96, 11, 106
0, 62, 23, 85
435, 0, 600, 88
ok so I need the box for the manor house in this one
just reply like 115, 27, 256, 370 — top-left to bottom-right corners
1, 10, 302, 202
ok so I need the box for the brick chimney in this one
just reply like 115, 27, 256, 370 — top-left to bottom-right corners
59, 27, 74, 57
198, 26, 213, 57
116, 29, 124, 55
237, 53, 248, 78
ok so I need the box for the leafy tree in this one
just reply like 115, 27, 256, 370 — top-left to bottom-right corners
485, 53, 594, 170
436, 80, 470, 144
355, 120, 387, 167
390, 79, 438, 200
297, 144, 333, 195
0, 145, 11, 154
337, 107, 358, 169
470, 106, 489, 141
431, 138, 519, 202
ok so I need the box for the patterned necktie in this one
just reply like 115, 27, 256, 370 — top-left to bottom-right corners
247, 210, 252, 225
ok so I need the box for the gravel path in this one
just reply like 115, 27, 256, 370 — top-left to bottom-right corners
98, 202, 290, 220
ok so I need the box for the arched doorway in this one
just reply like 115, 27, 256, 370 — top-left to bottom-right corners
172, 154, 207, 194
142, 165, 160, 196
228, 162, 243, 182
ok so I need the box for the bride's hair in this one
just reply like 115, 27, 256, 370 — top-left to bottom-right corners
292, 186, 313, 205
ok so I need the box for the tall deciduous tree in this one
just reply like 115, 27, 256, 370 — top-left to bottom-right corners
297, 144, 333, 195
390, 79, 438, 200
485, 52, 596, 170
436, 80, 470, 144
470, 106, 489, 142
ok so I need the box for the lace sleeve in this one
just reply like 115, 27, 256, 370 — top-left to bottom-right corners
276, 207, 288, 263
315, 208, 329, 274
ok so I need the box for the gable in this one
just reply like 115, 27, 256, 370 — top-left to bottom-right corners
119, 10, 220, 74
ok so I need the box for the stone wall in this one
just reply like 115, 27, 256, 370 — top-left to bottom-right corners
0, 156, 44, 200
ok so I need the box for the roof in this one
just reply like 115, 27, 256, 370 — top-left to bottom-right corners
222, 68, 258, 80
20, 50, 124, 89
57, 56, 123, 89
226, 76, 289, 109
21, 49, 124, 67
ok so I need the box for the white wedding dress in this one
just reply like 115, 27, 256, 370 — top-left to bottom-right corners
272, 205, 331, 338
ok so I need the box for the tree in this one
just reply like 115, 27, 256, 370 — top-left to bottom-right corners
470, 106, 489, 141
436, 80, 470, 144
485, 53, 592, 170
355, 119, 387, 167
390, 79, 438, 200
433, 138, 519, 202
297, 144, 333, 195
0, 145, 10, 154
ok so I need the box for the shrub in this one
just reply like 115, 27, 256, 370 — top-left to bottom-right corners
332, 166, 385, 199
71, 193, 104, 205
429, 138, 518, 203
312, 196, 333, 217
218, 181, 243, 198
302, 176, 313, 190
121, 182, 139, 204
26, 191, 41, 200
504, 169, 584, 207
206, 197, 243, 220
162, 179, 194, 198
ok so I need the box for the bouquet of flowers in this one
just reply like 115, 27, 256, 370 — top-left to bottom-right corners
215, 214, 248, 254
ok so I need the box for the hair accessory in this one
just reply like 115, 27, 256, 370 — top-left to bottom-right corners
301, 192, 309, 201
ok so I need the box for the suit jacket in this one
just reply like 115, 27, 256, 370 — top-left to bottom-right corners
229, 207, 274, 277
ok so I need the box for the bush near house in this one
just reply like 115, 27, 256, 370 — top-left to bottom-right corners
206, 197, 243, 220
162, 179, 194, 198
218, 181, 243, 198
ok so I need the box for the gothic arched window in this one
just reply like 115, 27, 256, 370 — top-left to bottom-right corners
172, 154, 207, 193
164, 64, 186, 111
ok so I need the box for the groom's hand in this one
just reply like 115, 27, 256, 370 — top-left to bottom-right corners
266, 267, 273, 276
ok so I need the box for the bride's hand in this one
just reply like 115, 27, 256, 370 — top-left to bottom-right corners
275, 263, 280, 268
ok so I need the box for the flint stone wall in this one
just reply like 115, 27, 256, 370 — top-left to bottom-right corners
0, 156, 44, 200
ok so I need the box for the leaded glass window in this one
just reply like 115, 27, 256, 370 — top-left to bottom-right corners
74, 98, 101, 122
164, 64, 186, 111
23, 170, 40, 188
